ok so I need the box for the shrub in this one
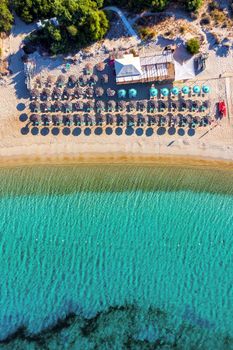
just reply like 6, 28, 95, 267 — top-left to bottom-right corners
186, 0, 203, 12
186, 38, 200, 55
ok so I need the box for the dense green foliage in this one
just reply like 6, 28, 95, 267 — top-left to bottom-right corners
105, 0, 203, 12
186, 37, 200, 54
0, 0, 13, 34
13, 0, 109, 54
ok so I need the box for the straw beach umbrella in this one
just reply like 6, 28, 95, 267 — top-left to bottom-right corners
86, 87, 94, 97
159, 100, 168, 112
74, 87, 83, 98
107, 100, 116, 112
68, 75, 77, 87
79, 75, 88, 86
96, 100, 105, 112
54, 101, 63, 112
96, 62, 105, 72
129, 101, 136, 111
74, 101, 83, 111
86, 101, 94, 112
31, 89, 40, 100
148, 100, 158, 112
102, 74, 109, 83
90, 74, 98, 85
85, 62, 93, 75
47, 75, 55, 87
30, 114, 39, 124
57, 75, 66, 87
118, 100, 126, 111
52, 87, 62, 100
180, 100, 187, 111
52, 114, 61, 125
95, 87, 104, 97
42, 88, 52, 101
41, 114, 51, 125
138, 100, 147, 111
107, 88, 116, 97
41, 101, 51, 112
31, 101, 40, 112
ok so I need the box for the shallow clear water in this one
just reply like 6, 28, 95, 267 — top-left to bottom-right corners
0, 165, 232, 349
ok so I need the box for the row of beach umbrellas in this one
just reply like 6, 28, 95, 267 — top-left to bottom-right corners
30, 99, 209, 113
30, 113, 211, 127
149, 85, 210, 98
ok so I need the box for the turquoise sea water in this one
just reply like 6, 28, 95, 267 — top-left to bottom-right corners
0, 165, 232, 349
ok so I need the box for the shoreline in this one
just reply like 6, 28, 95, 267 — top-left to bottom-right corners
0, 151, 233, 171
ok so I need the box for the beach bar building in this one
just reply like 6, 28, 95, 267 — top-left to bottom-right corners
114, 53, 175, 85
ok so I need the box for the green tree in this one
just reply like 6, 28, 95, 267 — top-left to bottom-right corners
151, 0, 168, 11
67, 24, 78, 37
0, 0, 13, 33
186, 0, 203, 11
186, 37, 200, 54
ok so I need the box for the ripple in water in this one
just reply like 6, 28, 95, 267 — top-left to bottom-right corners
0, 165, 232, 349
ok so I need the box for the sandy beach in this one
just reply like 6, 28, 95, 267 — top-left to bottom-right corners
0, 13, 233, 170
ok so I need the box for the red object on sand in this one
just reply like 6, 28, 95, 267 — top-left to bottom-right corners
218, 101, 226, 117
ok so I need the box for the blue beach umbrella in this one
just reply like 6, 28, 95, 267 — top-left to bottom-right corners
193, 85, 201, 94
161, 88, 169, 97
182, 86, 190, 95
171, 87, 179, 96
150, 87, 158, 97
129, 88, 137, 98
202, 85, 210, 94
118, 89, 126, 99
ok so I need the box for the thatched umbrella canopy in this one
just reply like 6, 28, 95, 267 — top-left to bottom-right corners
106, 113, 113, 124
41, 102, 51, 112
129, 101, 136, 110
148, 100, 158, 110
41, 114, 51, 124
31, 89, 40, 99
74, 87, 83, 98
53, 87, 62, 97
86, 101, 94, 109
31, 101, 40, 112
35, 76, 41, 86
102, 74, 108, 83
65, 102, 73, 112
90, 74, 98, 84
79, 75, 88, 85
73, 114, 81, 124
107, 100, 116, 111
170, 101, 177, 110
63, 88, 72, 99
54, 101, 63, 111
30, 114, 39, 122
96, 62, 105, 71
138, 100, 147, 110
86, 87, 94, 97
186, 114, 193, 123
107, 88, 116, 97
95, 87, 104, 97
47, 75, 55, 86
52, 115, 61, 125
42, 88, 51, 97
74, 101, 83, 110
57, 75, 66, 85
180, 100, 187, 111
191, 100, 201, 111
159, 100, 168, 111
69, 75, 77, 84
96, 100, 105, 109
118, 100, 126, 110
85, 63, 93, 74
